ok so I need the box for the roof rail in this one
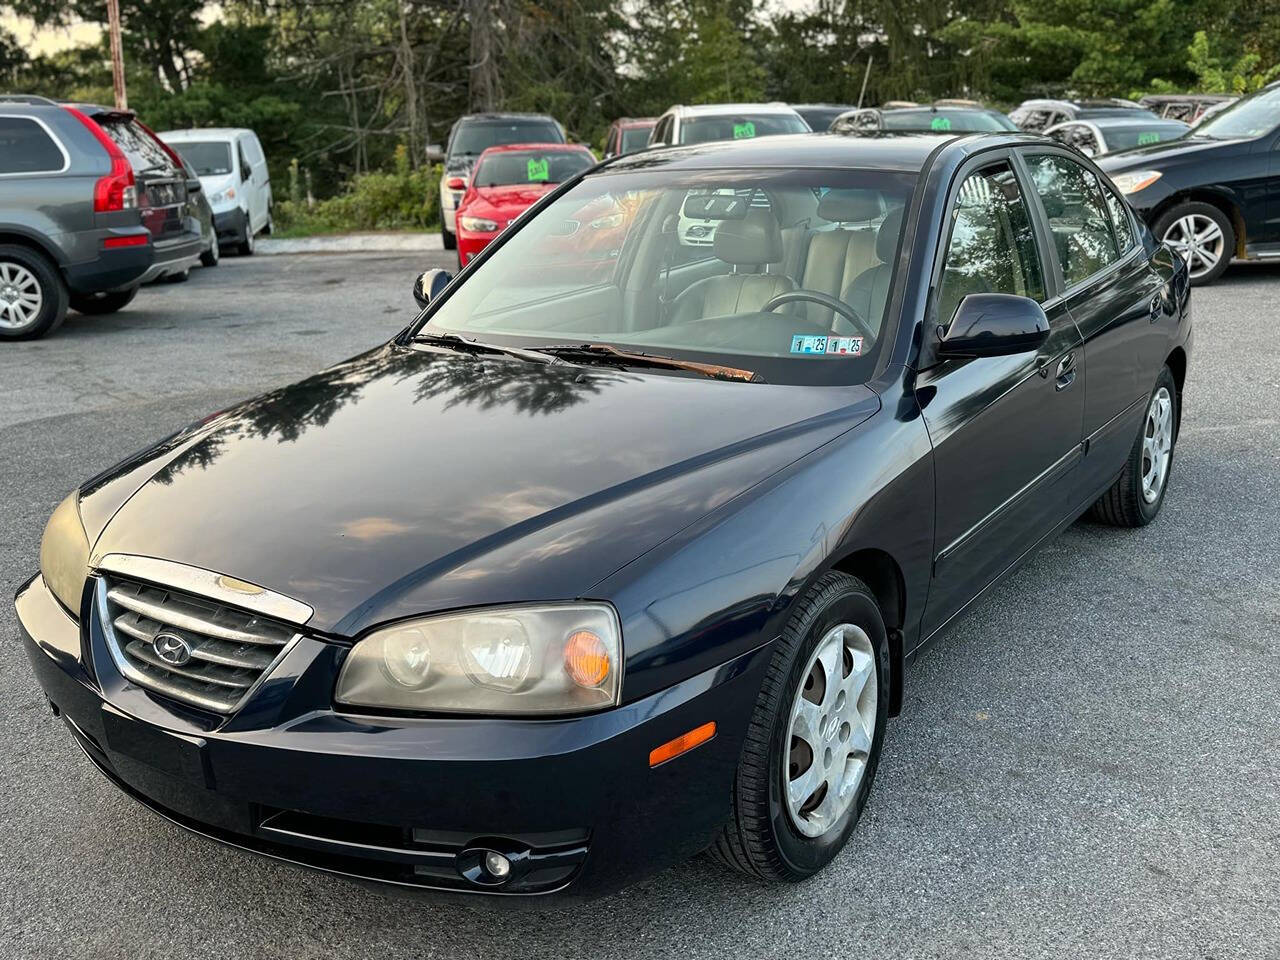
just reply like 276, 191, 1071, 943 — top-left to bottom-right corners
0, 94, 59, 106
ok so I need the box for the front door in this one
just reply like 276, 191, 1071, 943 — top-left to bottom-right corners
918, 157, 1085, 639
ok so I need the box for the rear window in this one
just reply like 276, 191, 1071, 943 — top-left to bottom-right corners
0, 116, 65, 174
881, 109, 1016, 133
679, 113, 809, 144
170, 140, 233, 176
97, 118, 181, 177
474, 149, 593, 187
1100, 122, 1188, 150
450, 119, 564, 158
620, 127, 653, 153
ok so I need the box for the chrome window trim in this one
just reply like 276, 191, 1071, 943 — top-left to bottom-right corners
95, 576, 302, 716
0, 113, 71, 177
92, 553, 314, 626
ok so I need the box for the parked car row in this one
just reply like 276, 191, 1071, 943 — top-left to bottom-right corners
0, 94, 273, 339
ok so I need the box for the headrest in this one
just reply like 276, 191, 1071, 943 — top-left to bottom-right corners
713, 208, 783, 265
876, 206, 905, 262
817, 189, 883, 223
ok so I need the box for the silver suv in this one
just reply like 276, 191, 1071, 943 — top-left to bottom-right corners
0, 94, 203, 339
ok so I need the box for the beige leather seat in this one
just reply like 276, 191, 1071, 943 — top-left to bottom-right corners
669, 210, 795, 324
844, 206, 906, 336
798, 191, 882, 329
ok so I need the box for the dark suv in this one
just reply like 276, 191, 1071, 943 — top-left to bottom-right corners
0, 95, 203, 339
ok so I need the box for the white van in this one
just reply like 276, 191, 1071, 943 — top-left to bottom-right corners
159, 128, 272, 255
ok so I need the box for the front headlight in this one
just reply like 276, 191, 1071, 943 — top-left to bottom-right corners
209, 186, 236, 205
1109, 170, 1162, 195
335, 603, 622, 715
459, 215, 499, 232
39, 492, 91, 615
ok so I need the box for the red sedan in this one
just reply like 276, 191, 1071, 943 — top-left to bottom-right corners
454, 143, 596, 266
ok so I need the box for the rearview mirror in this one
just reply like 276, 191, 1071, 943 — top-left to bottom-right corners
426, 143, 444, 164
413, 268, 452, 309
937, 293, 1050, 358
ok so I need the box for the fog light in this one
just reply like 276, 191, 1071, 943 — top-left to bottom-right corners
484, 851, 511, 879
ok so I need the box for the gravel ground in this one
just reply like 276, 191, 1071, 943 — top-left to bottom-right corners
2, 254, 1277, 960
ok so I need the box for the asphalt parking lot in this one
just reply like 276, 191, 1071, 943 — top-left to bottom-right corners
2, 253, 1278, 960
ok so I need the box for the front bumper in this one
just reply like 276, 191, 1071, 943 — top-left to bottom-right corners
213, 208, 247, 244
17, 573, 767, 900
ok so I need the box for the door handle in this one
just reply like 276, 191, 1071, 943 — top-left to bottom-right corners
1055, 352, 1077, 391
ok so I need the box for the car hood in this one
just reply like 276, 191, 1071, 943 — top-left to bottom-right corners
468, 184, 555, 215
89, 344, 879, 635
1096, 135, 1241, 171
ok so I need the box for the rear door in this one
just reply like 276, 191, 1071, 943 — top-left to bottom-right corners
917, 154, 1085, 638
242, 134, 270, 229
1020, 148, 1169, 503
94, 114, 188, 243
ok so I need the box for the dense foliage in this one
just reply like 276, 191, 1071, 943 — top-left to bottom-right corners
4, 0, 1278, 225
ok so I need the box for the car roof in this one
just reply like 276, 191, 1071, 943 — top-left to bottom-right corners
605, 130, 1030, 173
456, 112, 557, 123
671, 103, 803, 118
477, 142, 591, 155
158, 128, 257, 140
613, 117, 657, 127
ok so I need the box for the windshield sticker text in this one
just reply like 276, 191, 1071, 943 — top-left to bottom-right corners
1137, 132, 1161, 145
826, 336, 863, 356
791, 335, 828, 354
733, 122, 756, 139
930, 116, 952, 131
527, 157, 550, 181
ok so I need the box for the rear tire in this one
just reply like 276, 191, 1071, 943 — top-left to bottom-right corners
70, 285, 138, 315
1153, 202, 1232, 286
1090, 366, 1179, 527
0, 244, 67, 340
239, 224, 256, 256
200, 236, 220, 268
442, 226, 457, 251
709, 571, 890, 882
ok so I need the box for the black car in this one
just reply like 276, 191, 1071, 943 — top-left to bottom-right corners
19, 132, 1190, 900
831, 103, 1018, 136
1098, 81, 1280, 285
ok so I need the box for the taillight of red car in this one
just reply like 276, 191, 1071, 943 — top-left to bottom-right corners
63, 106, 137, 212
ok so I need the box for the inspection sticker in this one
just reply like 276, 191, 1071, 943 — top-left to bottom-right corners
790, 334, 828, 354
527, 157, 550, 181
825, 336, 863, 356
930, 116, 952, 131
733, 121, 757, 139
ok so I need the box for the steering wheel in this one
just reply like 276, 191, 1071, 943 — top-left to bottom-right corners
760, 290, 876, 341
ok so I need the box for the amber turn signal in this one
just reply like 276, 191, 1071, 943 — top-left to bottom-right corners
649, 721, 716, 767
564, 630, 611, 688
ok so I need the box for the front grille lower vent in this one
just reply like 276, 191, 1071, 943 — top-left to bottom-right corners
99, 576, 298, 714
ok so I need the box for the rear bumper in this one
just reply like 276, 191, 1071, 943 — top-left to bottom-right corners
63, 239, 154, 295
17, 572, 766, 901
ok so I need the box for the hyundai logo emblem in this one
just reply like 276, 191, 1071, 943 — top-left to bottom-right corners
152, 632, 192, 666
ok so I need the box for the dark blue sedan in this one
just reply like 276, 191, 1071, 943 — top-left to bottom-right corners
19, 131, 1191, 899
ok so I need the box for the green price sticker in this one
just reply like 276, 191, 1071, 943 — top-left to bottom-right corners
526, 157, 550, 181
1137, 132, 1161, 145
930, 116, 952, 132
733, 121, 756, 139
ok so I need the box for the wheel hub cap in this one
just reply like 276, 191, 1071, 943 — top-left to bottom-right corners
784, 623, 877, 838
0, 262, 43, 329
1162, 214, 1224, 280
1141, 386, 1174, 503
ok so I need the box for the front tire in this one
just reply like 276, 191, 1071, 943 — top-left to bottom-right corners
200, 236, 220, 268
239, 217, 256, 256
0, 244, 67, 340
1090, 366, 1179, 527
70, 285, 138, 315
710, 571, 890, 882
1154, 202, 1232, 286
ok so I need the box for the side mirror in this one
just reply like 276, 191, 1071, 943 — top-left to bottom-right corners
426, 143, 444, 164
186, 178, 202, 194
445, 176, 467, 191
413, 268, 452, 309
937, 293, 1050, 358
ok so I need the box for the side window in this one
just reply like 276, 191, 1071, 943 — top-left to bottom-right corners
1025, 153, 1121, 287
1101, 182, 1136, 254
655, 116, 673, 144
238, 142, 252, 181
936, 161, 1046, 328
0, 116, 65, 174
1047, 124, 1075, 145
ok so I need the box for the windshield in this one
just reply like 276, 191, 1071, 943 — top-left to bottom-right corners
620, 127, 653, 153
1104, 121, 1188, 150
474, 149, 593, 187
794, 107, 848, 131
171, 140, 233, 176
1196, 85, 1280, 139
450, 120, 564, 158
679, 113, 810, 145
881, 109, 1017, 133
415, 168, 917, 386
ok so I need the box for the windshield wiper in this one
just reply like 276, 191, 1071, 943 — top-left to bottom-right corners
412, 332, 565, 366
538, 343, 763, 383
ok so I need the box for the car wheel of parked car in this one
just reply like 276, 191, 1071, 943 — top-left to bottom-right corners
200, 237, 220, 268
240, 225, 256, 256
1154, 203, 1233, 285
0, 244, 68, 340
710, 570, 889, 881
442, 227, 457, 251
1091, 366, 1179, 527
70, 285, 139, 316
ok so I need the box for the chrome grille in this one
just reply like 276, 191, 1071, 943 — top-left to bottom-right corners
98, 576, 298, 714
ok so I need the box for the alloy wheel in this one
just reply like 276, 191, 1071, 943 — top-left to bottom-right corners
1162, 214, 1224, 281
0, 261, 44, 331
784, 622, 878, 838
1142, 386, 1174, 503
